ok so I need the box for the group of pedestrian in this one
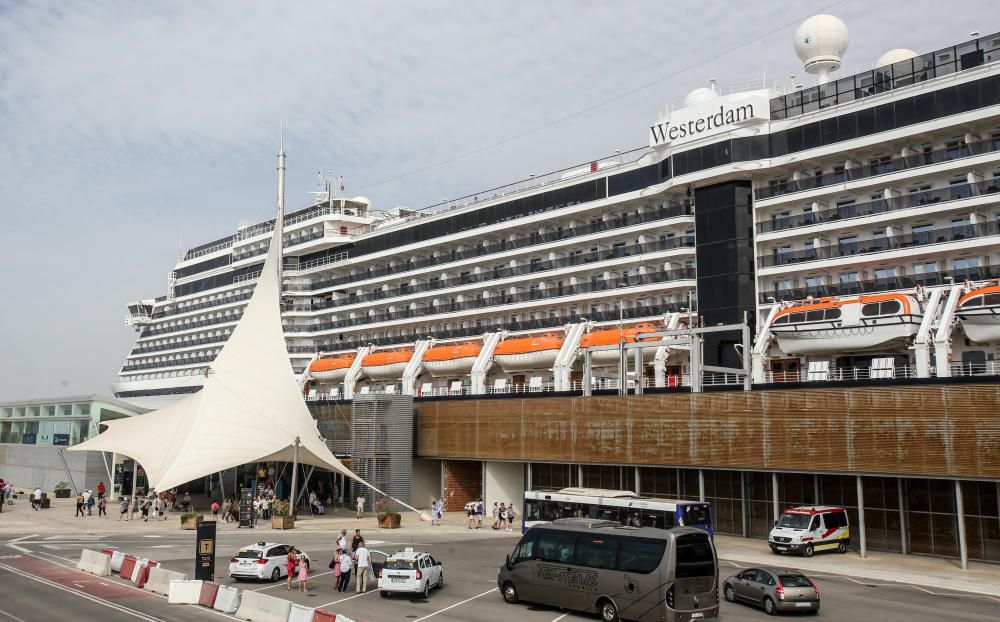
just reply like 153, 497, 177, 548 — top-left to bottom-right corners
73, 488, 108, 517
115, 489, 181, 522
430, 498, 445, 525
331, 528, 373, 593
464, 499, 518, 530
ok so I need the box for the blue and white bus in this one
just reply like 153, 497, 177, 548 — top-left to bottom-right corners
523, 487, 713, 536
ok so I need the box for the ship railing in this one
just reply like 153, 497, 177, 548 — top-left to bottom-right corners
760, 362, 1000, 383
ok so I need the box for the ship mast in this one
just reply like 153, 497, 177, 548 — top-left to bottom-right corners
276, 123, 286, 300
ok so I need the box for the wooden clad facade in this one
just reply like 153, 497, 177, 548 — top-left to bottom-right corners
415, 382, 1000, 479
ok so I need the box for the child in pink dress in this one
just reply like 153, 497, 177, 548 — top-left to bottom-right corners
297, 552, 309, 591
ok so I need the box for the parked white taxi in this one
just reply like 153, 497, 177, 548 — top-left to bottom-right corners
377, 548, 443, 598
229, 542, 310, 582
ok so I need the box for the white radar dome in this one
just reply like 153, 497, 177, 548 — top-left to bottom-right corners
682, 87, 720, 107
794, 14, 849, 83
876, 48, 918, 68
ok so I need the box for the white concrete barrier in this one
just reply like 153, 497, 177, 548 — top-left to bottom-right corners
233, 590, 292, 622
110, 550, 125, 573
76, 549, 112, 577
287, 604, 315, 622
129, 557, 149, 583
144, 566, 188, 596
213, 585, 241, 614
335, 615, 356, 622
167, 579, 203, 604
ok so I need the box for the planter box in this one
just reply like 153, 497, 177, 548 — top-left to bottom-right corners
54, 489, 72, 498
378, 514, 401, 529
271, 515, 295, 530
181, 515, 203, 530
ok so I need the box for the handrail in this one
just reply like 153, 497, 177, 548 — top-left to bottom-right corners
757, 179, 1000, 234
755, 136, 1000, 201
759, 265, 1000, 303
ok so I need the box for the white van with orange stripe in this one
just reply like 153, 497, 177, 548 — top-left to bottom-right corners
768, 506, 850, 557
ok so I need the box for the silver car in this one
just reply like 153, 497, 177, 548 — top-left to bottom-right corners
723, 567, 819, 615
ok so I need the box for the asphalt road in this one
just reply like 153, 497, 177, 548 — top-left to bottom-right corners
2, 529, 998, 622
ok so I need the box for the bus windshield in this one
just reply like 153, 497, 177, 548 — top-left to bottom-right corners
777, 513, 813, 529
674, 533, 715, 578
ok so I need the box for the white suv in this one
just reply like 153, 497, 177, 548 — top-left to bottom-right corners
377, 548, 443, 598
228, 542, 311, 582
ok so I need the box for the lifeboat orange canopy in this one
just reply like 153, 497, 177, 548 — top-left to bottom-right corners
423, 342, 482, 362
309, 356, 355, 373
579, 323, 659, 348
361, 350, 413, 367
959, 284, 1000, 307
494, 333, 564, 355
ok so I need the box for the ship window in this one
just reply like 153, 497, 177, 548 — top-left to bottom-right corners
881, 300, 901, 315
861, 303, 881, 317
825, 308, 842, 320
985, 293, 1000, 306
774, 315, 789, 325
964, 296, 984, 307
805, 310, 824, 322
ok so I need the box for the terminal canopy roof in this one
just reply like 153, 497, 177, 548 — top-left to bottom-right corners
70, 224, 360, 493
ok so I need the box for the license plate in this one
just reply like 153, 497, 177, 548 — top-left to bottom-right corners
776, 546, 787, 551
795, 602, 813, 608
240, 561, 252, 566
391, 577, 407, 583
691, 614, 704, 619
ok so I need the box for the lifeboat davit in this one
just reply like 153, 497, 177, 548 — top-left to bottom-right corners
361, 350, 412, 380
308, 355, 355, 382
422, 342, 482, 377
579, 323, 660, 366
770, 293, 921, 355
493, 334, 564, 372
957, 284, 1000, 343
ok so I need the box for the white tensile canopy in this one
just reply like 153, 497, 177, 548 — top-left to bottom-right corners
70, 222, 362, 494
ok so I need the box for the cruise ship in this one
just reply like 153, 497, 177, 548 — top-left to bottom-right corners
114, 18, 1000, 409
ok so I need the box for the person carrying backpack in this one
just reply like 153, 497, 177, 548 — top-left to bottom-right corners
506, 502, 518, 532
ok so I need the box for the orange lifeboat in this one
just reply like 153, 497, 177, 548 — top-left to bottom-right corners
957, 283, 1000, 343
308, 355, 355, 382
770, 293, 920, 355
579, 323, 660, 366
422, 342, 482, 377
361, 349, 412, 380
493, 333, 564, 372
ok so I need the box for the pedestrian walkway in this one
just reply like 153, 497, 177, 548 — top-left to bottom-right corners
4, 496, 999, 595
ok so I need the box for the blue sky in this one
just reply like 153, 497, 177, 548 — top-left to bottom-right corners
0, 0, 991, 399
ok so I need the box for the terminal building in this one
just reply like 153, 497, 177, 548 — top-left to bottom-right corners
113, 17, 1000, 566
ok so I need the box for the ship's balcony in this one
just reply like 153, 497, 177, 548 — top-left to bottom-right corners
138, 309, 244, 339
120, 352, 216, 373
756, 178, 1000, 238
151, 290, 253, 320
301, 236, 695, 314
289, 302, 687, 357
290, 267, 694, 336
755, 135, 1000, 202
284, 202, 693, 290
128, 332, 231, 357
758, 262, 1000, 303
758, 220, 1000, 270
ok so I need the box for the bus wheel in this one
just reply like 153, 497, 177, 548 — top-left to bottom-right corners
802, 544, 814, 558
598, 598, 620, 622
501, 582, 519, 604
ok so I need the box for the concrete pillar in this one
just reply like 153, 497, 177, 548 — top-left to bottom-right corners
699, 469, 706, 502
634, 467, 641, 495
814, 474, 821, 506
578, 465, 584, 488
956, 480, 968, 570
526, 463, 533, 490
856, 476, 867, 559
772, 472, 780, 522
898, 478, 909, 555
484, 461, 526, 512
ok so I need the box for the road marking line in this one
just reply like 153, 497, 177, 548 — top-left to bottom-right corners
316, 590, 378, 608
411, 587, 499, 622
251, 570, 336, 591
6, 535, 37, 544
0, 608, 27, 622
5, 545, 29, 553
550, 613, 572, 622
0, 562, 161, 622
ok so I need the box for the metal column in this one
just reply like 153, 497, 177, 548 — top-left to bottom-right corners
740, 471, 748, 538
634, 467, 641, 495
771, 472, 780, 522
578, 465, 584, 488
856, 476, 867, 559
698, 469, 706, 502
956, 480, 968, 570
898, 478, 909, 555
